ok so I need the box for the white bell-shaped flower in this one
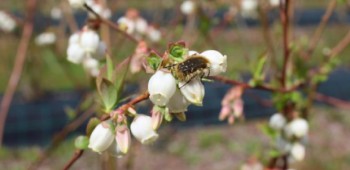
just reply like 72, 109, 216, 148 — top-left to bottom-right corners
68, 0, 86, 9
94, 41, 107, 60
67, 44, 86, 64
180, 0, 196, 15
117, 17, 135, 34
269, 113, 286, 130
284, 118, 309, 138
68, 32, 80, 45
148, 70, 177, 106
130, 114, 159, 144
35, 32, 56, 46
88, 122, 115, 153
80, 30, 100, 53
167, 89, 191, 113
179, 77, 205, 106
200, 50, 227, 76
290, 143, 305, 161
135, 18, 148, 34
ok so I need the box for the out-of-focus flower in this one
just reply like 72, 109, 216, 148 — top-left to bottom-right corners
269, 0, 280, 7
180, 0, 196, 15
284, 118, 309, 139
83, 57, 100, 77
117, 17, 135, 34
147, 26, 161, 42
276, 136, 292, 153
135, 18, 148, 35
232, 98, 244, 117
67, 43, 85, 64
80, 29, 100, 53
0, 11, 16, 32
290, 143, 305, 161
200, 50, 227, 76
240, 0, 258, 18
68, 0, 86, 9
88, 122, 115, 153
86, 1, 112, 19
50, 7, 62, 20
148, 70, 177, 106
35, 32, 56, 46
269, 113, 286, 130
167, 89, 191, 113
94, 41, 107, 60
179, 77, 205, 106
130, 114, 159, 144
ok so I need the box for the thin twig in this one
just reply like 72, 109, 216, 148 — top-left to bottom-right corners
62, 92, 150, 169
280, 0, 291, 88
0, 0, 37, 146
315, 92, 350, 109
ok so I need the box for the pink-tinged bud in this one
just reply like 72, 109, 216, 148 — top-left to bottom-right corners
232, 98, 244, 117
269, 113, 286, 130
88, 122, 114, 153
228, 115, 235, 125
148, 70, 177, 106
151, 106, 164, 130
130, 114, 159, 144
179, 77, 205, 106
200, 50, 227, 76
115, 125, 131, 154
284, 118, 309, 139
167, 89, 191, 113
219, 105, 231, 121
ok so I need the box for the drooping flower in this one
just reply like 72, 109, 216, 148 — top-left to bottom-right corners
148, 70, 177, 106
151, 106, 164, 130
269, 113, 287, 130
290, 143, 305, 161
180, 0, 196, 15
200, 50, 227, 76
80, 29, 100, 53
167, 89, 191, 113
284, 118, 309, 139
67, 43, 86, 64
130, 114, 159, 144
115, 125, 131, 154
179, 77, 205, 106
88, 122, 115, 153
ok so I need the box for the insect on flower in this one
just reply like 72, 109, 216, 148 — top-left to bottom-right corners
165, 55, 211, 86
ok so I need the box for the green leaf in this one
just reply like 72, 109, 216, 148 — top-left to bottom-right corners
86, 117, 101, 137
146, 52, 162, 71
97, 78, 118, 112
259, 124, 277, 139
253, 54, 267, 80
106, 54, 114, 81
75, 135, 89, 150
168, 42, 188, 62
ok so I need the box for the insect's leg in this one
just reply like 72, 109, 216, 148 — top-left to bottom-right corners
163, 64, 177, 69
179, 75, 196, 88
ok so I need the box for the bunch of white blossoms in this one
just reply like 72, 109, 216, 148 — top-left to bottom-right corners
66, 27, 106, 77
148, 50, 227, 116
88, 114, 159, 157
0, 11, 16, 33
269, 113, 309, 162
35, 32, 57, 46
117, 9, 161, 42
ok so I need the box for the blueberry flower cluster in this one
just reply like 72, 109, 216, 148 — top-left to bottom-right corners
66, 27, 106, 77
269, 113, 309, 162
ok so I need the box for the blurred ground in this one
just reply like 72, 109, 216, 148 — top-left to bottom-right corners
0, 106, 349, 170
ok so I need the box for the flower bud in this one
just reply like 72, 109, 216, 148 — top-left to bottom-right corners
148, 70, 177, 106
80, 29, 100, 53
151, 106, 164, 130
67, 44, 86, 64
219, 105, 231, 121
290, 143, 305, 161
88, 122, 115, 153
115, 125, 131, 154
179, 77, 205, 106
68, 0, 86, 9
135, 18, 148, 34
232, 98, 244, 117
130, 114, 159, 144
284, 118, 309, 139
200, 50, 227, 76
269, 113, 286, 130
167, 89, 191, 113
180, 0, 196, 15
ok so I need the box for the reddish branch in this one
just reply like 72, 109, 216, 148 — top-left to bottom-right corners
315, 93, 350, 109
0, 0, 37, 146
62, 92, 149, 170
210, 76, 302, 93
280, 0, 291, 88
